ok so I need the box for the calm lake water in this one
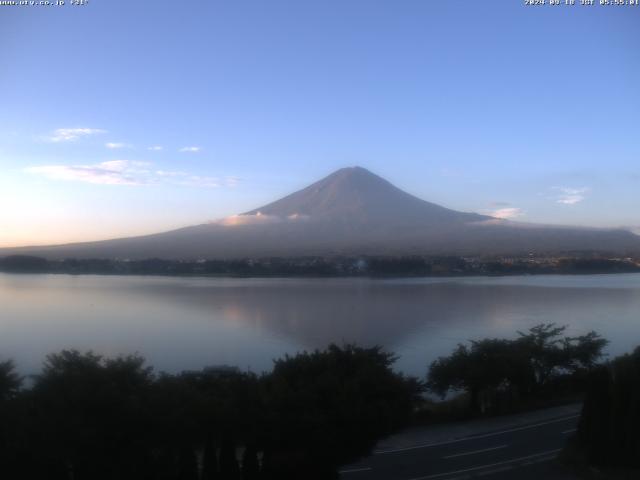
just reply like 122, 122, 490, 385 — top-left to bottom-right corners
2, 273, 640, 377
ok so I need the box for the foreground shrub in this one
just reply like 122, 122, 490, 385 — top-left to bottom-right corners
0, 344, 422, 480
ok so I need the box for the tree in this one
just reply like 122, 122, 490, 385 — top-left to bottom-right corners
219, 433, 240, 480
0, 345, 423, 479
427, 324, 608, 414
516, 323, 569, 387
577, 346, 640, 468
28, 350, 155, 480
0, 360, 22, 401
0, 360, 23, 479
177, 444, 199, 480
563, 331, 609, 372
262, 344, 423, 478
202, 436, 219, 480
427, 339, 531, 413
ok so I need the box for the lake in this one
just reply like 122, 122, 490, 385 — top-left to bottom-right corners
2, 273, 640, 377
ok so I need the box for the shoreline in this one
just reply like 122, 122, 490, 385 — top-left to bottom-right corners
1, 268, 639, 280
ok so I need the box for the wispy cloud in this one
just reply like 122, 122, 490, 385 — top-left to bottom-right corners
224, 176, 241, 187
154, 170, 240, 187
147, 145, 164, 151
489, 207, 524, 219
155, 170, 188, 177
179, 146, 201, 153
26, 160, 238, 189
48, 128, 107, 142
105, 142, 130, 149
554, 187, 589, 205
26, 160, 141, 185
181, 176, 221, 187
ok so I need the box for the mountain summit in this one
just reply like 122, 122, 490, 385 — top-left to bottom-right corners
2, 167, 639, 259
243, 166, 485, 226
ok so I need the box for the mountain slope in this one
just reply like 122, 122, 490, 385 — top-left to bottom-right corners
244, 166, 486, 226
2, 167, 639, 259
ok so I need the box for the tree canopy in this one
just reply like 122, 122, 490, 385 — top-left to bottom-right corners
427, 324, 608, 414
577, 346, 640, 469
0, 344, 422, 480
0, 360, 21, 402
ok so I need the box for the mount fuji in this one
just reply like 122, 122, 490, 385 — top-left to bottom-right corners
3, 167, 639, 259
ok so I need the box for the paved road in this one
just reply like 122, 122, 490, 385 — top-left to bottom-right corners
339, 410, 580, 480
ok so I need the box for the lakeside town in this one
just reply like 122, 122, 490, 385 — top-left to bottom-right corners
1, 253, 639, 277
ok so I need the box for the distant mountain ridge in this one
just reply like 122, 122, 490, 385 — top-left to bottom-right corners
2, 167, 639, 259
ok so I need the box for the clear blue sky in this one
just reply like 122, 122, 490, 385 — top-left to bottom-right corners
1, 0, 638, 246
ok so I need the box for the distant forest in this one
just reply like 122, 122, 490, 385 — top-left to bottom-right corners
1, 254, 638, 277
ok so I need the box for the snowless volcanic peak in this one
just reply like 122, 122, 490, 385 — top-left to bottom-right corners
1, 166, 639, 259
242, 166, 487, 225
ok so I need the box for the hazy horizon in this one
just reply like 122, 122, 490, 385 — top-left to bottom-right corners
2, 1, 639, 247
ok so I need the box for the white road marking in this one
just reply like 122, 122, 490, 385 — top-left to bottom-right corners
339, 466, 372, 474
406, 448, 562, 480
375, 415, 579, 454
443, 444, 507, 459
562, 428, 577, 434
477, 465, 513, 476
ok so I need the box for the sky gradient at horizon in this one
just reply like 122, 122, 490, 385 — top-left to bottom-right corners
1, 0, 639, 247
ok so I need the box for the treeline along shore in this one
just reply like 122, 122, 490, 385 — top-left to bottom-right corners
1, 324, 638, 479
1, 254, 639, 277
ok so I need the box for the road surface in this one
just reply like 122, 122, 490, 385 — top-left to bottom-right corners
340, 406, 581, 480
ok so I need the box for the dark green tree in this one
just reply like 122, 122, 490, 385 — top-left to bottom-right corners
0, 345, 424, 480
262, 344, 423, 478
177, 444, 199, 480
219, 433, 240, 480
577, 346, 640, 468
0, 360, 22, 401
563, 331, 609, 372
516, 323, 570, 387
428, 339, 531, 413
202, 436, 219, 480
0, 360, 23, 479
28, 350, 155, 480
428, 324, 608, 414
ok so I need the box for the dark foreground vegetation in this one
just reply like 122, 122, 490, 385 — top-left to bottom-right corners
566, 347, 640, 478
1, 325, 635, 479
0, 345, 422, 480
426, 324, 608, 416
1, 254, 639, 277
428, 325, 640, 477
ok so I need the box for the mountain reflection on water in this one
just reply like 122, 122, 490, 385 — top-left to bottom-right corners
1, 273, 639, 376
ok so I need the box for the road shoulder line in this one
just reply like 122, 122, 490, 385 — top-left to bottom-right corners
407, 448, 562, 480
375, 415, 579, 454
